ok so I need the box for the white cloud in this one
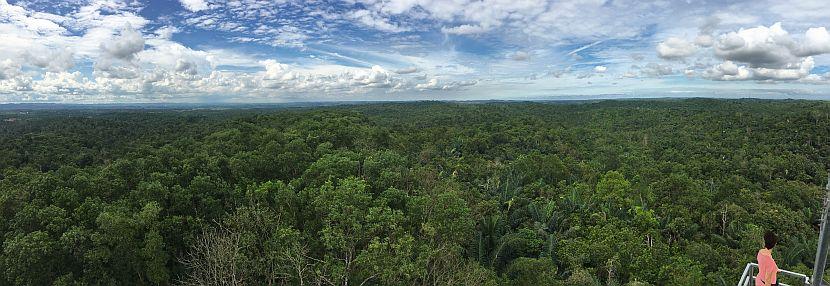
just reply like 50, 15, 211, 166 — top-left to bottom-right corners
415, 78, 440, 90
0, 0, 67, 35
70, 2, 149, 31
0, 1, 78, 73
155, 26, 180, 39
260, 59, 293, 81
353, 65, 394, 87
94, 61, 141, 79
179, 0, 209, 12
5, 0, 830, 101
101, 24, 145, 60
257, 60, 439, 94
714, 23, 797, 68
25, 48, 75, 72
270, 27, 308, 47
703, 61, 752, 81
753, 57, 814, 80
694, 35, 714, 47
415, 78, 477, 90
799, 72, 830, 84
348, 9, 408, 33
0, 0, 489, 101
657, 37, 697, 60
0, 59, 21, 80
32, 71, 94, 94
441, 24, 490, 35
797, 27, 830, 56
359, 0, 658, 42
175, 59, 198, 76
641, 63, 673, 77
661, 22, 830, 82
139, 39, 214, 73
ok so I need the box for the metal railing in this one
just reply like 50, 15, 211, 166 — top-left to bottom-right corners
737, 263, 810, 286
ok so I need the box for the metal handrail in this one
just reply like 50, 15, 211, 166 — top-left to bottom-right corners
737, 263, 810, 286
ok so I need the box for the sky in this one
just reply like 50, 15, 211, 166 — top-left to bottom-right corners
2, 0, 830, 103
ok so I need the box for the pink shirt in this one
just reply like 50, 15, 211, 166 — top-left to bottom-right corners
756, 250, 778, 286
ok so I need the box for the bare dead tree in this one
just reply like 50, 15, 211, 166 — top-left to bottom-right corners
275, 242, 317, 286
179, 226, 245, 286
721, 205, 728, 236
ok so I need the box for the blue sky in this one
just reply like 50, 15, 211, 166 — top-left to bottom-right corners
1, 0, 830, 102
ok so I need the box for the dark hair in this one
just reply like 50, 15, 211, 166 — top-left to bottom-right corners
764, 231, 778, 249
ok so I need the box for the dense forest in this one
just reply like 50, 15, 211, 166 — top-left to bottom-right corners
1, 99, 829, 285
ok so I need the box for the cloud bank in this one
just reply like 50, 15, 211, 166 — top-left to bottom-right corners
3, 0, 830, 102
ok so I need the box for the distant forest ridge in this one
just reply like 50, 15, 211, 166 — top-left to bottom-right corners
1, 96, 828, 110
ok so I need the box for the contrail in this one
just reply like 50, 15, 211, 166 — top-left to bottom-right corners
567, 40, 604, 56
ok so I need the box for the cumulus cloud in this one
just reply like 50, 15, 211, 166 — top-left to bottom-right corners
258, 61, 426, 93
260, 60, 293, 81
0, 0, 493, 101
94, 60, 141, 79
753, 57, 814, 80
661, 22, 830, 82
703, 61, 752, 81
175, 59, 198, 76
0, 77, 32, 92
710, 23, 830, 81
657, 37, 697, 60
0, 1, 80, 74
0, 0, 120, 95
138, 39, 214, 75
799, 72, 830, 84
32, 71, 94, 94
694, 35, 714, 47
415, 78, 477, 90
92, 24, 147, 80
4, 57, 438, 99
796, 27, 830, 56
8, 0, 830, 101
713, 23, 797, 68
25, 48, 75, 72
0, 0, 67, 35
353, 66, 395, 87
101, 24, 145, 60
179, 0, 209, 12
0, 59, 22, 80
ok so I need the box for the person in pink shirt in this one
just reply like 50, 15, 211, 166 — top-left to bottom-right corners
756, 231, 779, 286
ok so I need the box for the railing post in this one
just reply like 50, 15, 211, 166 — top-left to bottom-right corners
810, 175, 830, 286
738, 263, 751, 286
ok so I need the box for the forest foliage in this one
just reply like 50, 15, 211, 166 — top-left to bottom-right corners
1, 99, 829, 285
